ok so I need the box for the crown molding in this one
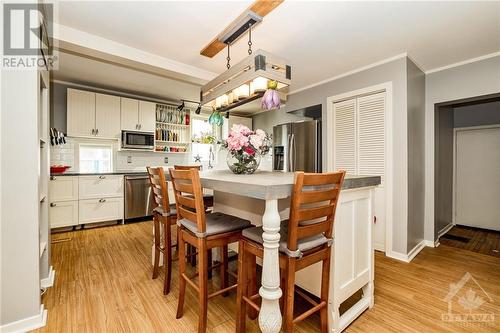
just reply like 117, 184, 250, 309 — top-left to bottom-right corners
425, 51, 500, 75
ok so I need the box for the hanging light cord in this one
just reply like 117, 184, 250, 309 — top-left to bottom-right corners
247, 24, 253, 55
226, 44, 231, 69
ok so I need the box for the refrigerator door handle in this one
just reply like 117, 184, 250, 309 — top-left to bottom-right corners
290, 133, 296, 172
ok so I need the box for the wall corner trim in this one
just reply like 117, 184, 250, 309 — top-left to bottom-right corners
0, 305, 47, 333
41, 266, 56, 289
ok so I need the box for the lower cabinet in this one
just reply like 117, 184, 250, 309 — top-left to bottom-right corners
49, 200, 79, 228
49, 175, 124, 229
79, 197, 124, 224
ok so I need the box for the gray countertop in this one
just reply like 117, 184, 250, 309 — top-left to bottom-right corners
50, 171, 148, 177
197, 170, 381, 200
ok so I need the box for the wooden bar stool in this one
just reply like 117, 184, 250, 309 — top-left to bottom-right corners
174, 165, 214, 270
146, 166, 178, 295
169, 168, 252, 333
236, 171, 346, 333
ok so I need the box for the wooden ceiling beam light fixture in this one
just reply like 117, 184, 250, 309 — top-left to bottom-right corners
200, 0, 284, 58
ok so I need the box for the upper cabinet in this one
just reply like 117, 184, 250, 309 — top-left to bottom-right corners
121, 98, 155, 132
120, 97, 139, 131
67, 88, 96, 137
95, 93, 121, 138
67, 88, 158, 139
138, 101, 156, 132
67, 89, 121, 139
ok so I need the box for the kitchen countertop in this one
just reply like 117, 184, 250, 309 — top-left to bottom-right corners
50, 171, 148, 177
170, 170, 381, 200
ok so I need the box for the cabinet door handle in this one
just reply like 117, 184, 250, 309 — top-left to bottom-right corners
50, 203, 56, 207
92, 129, 95, 135
98, 175, 106, 179
99, 198, 106, 203
95, 128, 99, 135
139, 124, 142, 130
50, 176, 56, 180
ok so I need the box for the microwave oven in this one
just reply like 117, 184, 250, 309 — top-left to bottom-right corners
121, 130, 154, 150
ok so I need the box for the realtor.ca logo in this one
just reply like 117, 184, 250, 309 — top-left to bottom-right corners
2, 3, 58, 69
442, 272, 495, 327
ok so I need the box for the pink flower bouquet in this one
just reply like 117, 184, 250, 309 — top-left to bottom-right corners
222, 124, 271, 174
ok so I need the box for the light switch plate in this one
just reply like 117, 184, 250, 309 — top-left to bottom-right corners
164, 157, 168, 164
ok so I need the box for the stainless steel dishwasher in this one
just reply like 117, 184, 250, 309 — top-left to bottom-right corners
124, 175, 154, 220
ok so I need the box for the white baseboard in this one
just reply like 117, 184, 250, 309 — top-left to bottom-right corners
386, 240, 428, 263
0, 305, 47, 333
437, 222, 454, 239
422, 239, 435, 248
41, 266, 55, 288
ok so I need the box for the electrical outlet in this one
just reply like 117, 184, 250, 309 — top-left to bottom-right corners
164, 157, 169, 164
127, 156, 132, 164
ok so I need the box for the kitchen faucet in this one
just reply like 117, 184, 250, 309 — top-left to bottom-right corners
208, 146, 215, 169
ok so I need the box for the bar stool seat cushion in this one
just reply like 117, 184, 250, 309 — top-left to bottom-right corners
178, 212, 251, 238
242, 223, 333, 258
153, 204, 177, 217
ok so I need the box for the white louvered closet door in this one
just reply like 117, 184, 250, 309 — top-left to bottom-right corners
357, 93, 385, 182
333, 98, 357, 174
332, 92, 386, 251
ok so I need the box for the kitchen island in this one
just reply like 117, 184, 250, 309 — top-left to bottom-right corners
166, 170, 380, 333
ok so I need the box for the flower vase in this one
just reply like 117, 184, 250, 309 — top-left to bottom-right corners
226, 151, 261, 174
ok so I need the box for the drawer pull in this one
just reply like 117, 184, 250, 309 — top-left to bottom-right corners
50, 203, 56, 207
99, 199, 106, 203
50, 176, 56, 180
98, 175, 106, 179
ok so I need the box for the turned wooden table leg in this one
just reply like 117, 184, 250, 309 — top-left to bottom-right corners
258, 199, 282, 333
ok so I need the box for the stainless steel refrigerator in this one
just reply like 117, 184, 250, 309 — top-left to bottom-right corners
273, 120, 322, 172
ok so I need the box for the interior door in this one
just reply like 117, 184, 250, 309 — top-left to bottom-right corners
291, 121, 318, 172
333, 92, 386, 251
95, 93, 121, 138
455, 127, 500, 231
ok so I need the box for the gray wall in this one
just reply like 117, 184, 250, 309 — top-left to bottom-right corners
425, 55, 500, 241
50, 82, 67, 132
454, 100, 500, 128
406, 59, 426, 252
254, 57, 410, 254
434, 106, 454, 236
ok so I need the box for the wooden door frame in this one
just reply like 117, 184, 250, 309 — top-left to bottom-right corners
326, 82, 394, 255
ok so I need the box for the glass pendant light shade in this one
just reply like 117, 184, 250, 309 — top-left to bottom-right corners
253, 76, 268, 93
221, 94, 229, 107
238, 84, 249, 100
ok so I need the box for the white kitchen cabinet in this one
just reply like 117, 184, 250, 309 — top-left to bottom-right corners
79, 175, 124, 199
67, 88, 96, 137
79, 197, 123, 224
95, 93, 121, 138
49, 176, 78, 201
138, 100, 156, 132
49, 200, 78, 228
121, 97, 140, 131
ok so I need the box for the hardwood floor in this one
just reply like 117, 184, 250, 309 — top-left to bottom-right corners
440, 225, 500, 258
34, 222, 500, 333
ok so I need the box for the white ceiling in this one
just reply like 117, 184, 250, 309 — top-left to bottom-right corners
54, 1, 500, 92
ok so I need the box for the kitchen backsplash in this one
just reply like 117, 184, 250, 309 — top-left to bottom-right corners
50, 137, 189, 173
